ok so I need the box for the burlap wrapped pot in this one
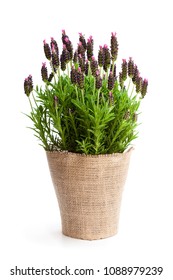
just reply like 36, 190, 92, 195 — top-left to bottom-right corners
46, 147, 133, 240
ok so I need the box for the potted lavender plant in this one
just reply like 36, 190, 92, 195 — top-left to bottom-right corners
24, 30, 148, 240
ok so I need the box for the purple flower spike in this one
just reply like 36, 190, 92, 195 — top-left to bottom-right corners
41, 62, 48, 82
73, 50, 78, 63
77, 67, 84, 89
78, 53, 85, 72
61, 44, 70, 63
43, 40, 51, 60
77, 41, 85, 59
141, 78, 148, 98
51, 37, 59, 57
79, 33, 87, 50
98, 46, 104, 67
103, 45, 111, 71
132, 65, 140, 84
52, 44, 60, 70
122, 59, 127, 81
91, 56, 98, 77
51, 43, 55, 52
108, 71, 115, 90
87, 36, 94, 61
71, 66, 78, 84
24, 75, 33, 96
111, 32, 118, 61
128, 57, 135, 78
136, 76, 142, 93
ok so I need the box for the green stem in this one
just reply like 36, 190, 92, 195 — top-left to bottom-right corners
106, 69, 108, 80
70, 60, 72, 68
50, 61, 57, 84
67, 63, 70, 78
81, 89, 84, 103
28, 96, 34, 113
112, 59, 115, 74
93, 78, 95, 96
75, 85, 79, 100
130, 84, 135, 98
58, 67, 62, 92
127, 78, 131, 93
88, 61, 92, 76
97, 89, 101, 106
99, 66, 103, 78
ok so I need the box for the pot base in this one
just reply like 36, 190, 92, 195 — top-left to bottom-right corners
46, 148, 133, 240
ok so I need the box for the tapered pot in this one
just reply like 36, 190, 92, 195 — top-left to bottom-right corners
46, 148, 133, 240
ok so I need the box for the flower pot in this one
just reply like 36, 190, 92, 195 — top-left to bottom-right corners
46, 148, 133, 240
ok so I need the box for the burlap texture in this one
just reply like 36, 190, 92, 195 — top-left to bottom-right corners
46, 148, 133, 240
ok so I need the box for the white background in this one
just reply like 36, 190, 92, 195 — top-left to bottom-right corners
0, 0, 173, 279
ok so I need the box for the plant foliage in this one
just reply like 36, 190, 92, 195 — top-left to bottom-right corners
24, 31, 148, 154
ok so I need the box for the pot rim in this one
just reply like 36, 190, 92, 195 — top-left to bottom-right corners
46, 146, 134, 158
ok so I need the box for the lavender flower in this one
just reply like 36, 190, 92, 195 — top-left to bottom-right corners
136, 76, 142, 93
95, 70, 102, 89
41, 62, 48, 81
78, 54, 85, 72
48, 72, 54, 82
64, 37, 73, 60
51, 37, 59, 56
108, 71, 115, 90
70, 66, 78, 84
86, 36, 94, 61
62, 44, 70, 64
141, 79, 148, 98
103, 44, 111, 72
78, 41, 86, 60
90, 56, 98, 77
43, 40, 51, 60
132, 65, 140, 84
77, 67, 84, 89
60, 54, 66, 71
128, 57, 135, 78
79, 32, 87, 50
122, 59, 127, 81
119, 72, 124, 89
98, 46, 104, 67
51, 43, 59, 69
61, 29, 69, 44
73, 50, 78, 63
110, 32, 118, 61
24, 75, 33, 96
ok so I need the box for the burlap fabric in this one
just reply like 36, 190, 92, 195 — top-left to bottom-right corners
46, 148, 133, 240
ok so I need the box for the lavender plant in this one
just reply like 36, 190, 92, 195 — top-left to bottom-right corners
24, 30, 148, 154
